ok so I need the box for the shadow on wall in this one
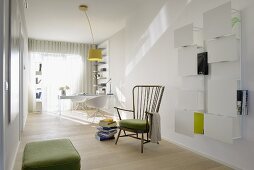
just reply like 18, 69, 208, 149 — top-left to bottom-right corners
125, 0, 193, 77
113, 0, 196, 115
125, 4, 170, 77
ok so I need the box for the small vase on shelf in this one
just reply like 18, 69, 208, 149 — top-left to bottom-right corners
61, 90, 66, 96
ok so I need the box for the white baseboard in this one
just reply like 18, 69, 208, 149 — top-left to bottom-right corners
10, 141, 20, 170
162, 136, 241, 170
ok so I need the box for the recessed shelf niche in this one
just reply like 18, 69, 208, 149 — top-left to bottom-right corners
207, 79, 239, 117
178, 90, 204, 111
175, 110, 194, 137
204, 114, 242, 144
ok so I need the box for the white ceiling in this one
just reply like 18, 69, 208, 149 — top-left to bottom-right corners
25, 0, 147, 44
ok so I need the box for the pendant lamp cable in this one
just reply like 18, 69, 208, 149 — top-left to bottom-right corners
84, 10, 95, 45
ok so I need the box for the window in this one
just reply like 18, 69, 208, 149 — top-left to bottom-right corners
30, 52, 85, 112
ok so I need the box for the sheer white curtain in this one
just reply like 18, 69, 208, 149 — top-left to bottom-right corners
29, 39, 94, 112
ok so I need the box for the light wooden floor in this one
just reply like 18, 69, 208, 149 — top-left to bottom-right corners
14, 113, 231, 170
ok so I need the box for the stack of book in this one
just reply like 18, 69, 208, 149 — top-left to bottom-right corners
95, 118, 118, 141
237, 90, 248, 115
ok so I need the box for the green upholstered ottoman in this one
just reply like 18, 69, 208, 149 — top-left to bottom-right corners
22, 139, 80, 170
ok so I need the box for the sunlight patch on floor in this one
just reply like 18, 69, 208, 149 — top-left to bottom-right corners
46, 109, 118, 125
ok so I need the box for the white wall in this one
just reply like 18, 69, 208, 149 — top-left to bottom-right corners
109, 30, 126, 107
108, 0, 254, 169
0, 0, 6, 169
22, 29, 29, 129
0, 0, 29, 170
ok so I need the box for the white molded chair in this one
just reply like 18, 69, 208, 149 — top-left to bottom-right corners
71, 98, 87, 110
85, 95, 108, 122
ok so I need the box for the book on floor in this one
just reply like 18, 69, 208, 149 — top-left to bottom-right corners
96, 131, 117, 138
95, 134, 115, 141
95, 119, 118, 141
98, 121, 117, 128
100, 118, 114, 122
97, 126, 117, 133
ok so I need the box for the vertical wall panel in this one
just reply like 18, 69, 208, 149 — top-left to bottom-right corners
207, 35, 239, 63
178, 90, 204, 110
210, 61, 240, 80
203, 2, 232, 39
181, 76, 205, 91
204, 114, 234, 143
207, 79, 237, 116
175, 110, 194, 136
178, 46, 198, 76
205, 114, 242, 143
174, 24, 193, 48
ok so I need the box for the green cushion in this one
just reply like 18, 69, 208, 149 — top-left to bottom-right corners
119, 119, 148, 131
22, 139, 80, 170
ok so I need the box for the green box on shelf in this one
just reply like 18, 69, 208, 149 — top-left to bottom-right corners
194, 112, 204, 134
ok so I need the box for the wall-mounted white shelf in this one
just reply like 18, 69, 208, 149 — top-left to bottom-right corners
174, 24, 203, 48
175, 110, 205, 136
174, 1, 245, 144
204, 114, 241, 144
178, 90, 204, 111
203, 2, 240, 40
207, 79, 239, 117
181, 76, 205, 91
175, 110, 194, 137
97, 40, 110, 94
178, 45, 198, 76
210, 61, 240, 80
207, 35, 239, 63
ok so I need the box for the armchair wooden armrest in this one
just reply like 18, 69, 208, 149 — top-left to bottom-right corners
145, 111, 158, 131
114, 107, 134, 120
145, 111, 156, 119
145, 111, 155, 115
114, 107, 134, 112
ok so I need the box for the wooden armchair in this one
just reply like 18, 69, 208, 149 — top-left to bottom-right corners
114, 85, 165, 153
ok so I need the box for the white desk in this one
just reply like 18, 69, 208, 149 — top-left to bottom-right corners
58, 94, 99, 115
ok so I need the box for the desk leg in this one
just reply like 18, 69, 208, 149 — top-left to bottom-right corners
58, 99, 62, 116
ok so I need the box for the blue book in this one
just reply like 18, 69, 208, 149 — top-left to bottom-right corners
97, 127, 117, 134
95, 134, 115, 141
102, 126, 117, 130
97, 131, 116, 138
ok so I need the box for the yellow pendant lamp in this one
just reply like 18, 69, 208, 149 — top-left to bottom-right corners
79, 5, 102, 62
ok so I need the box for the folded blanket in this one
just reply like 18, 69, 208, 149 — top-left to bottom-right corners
149, 112, 161, 143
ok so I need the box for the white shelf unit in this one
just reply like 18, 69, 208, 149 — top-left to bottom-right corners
174, 23, 205, 137
175, 110, 194, 137
175, 88, 204, 137
174, 1, 246, 143
207, 35, 240, 63
203, 1, 244, 143
203, 2, 241, 40
210, 60, 241, 80
175, 24, 205, 77
177, 90, 204, 111
207, 79, 239, 117
174, 23, 203, 48
178, 45, 199, 76
204, 114, 242, 143
96, 40, 110, 94
181, 76, 205, 91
